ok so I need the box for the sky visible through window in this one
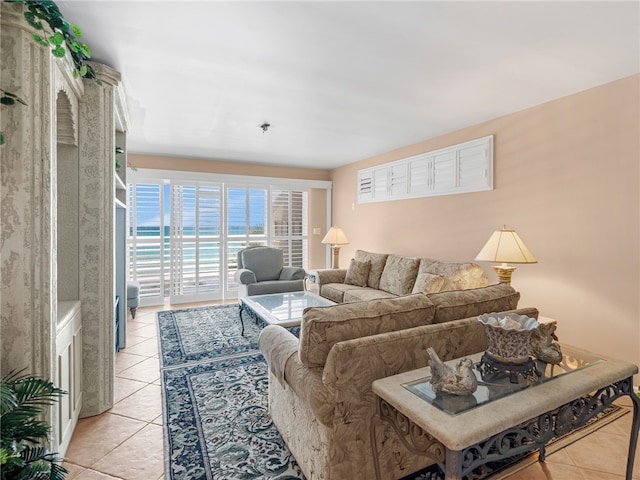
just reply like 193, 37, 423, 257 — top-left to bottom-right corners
134, 184, 267, 235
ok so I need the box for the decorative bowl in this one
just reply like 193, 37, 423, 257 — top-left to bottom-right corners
478, 313, 539, 364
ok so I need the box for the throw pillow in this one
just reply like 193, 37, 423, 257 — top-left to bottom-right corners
354, 250, 389, 289
412, 272, 445, 294
344, 258, 370, 287
378, 254, 420, 296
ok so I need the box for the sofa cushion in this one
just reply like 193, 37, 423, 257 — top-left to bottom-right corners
427, 283, 520, 324
298, 294, 436, 368
320, 283, 364, 303
411, 272, 445, 294
379, 255, 420, 296
344, 258, 370, 287
425, 261, 488, 291
354, 250, 388, 289
343, 288, 397, 303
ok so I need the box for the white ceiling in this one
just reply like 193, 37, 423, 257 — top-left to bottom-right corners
57, 1, 639, 170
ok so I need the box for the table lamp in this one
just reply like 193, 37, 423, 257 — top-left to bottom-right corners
321, 226, 349, 269
475, 226, 537, 285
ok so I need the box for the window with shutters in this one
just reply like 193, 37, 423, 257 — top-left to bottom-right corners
127, 172, 323, 304
357, 135, 493, 203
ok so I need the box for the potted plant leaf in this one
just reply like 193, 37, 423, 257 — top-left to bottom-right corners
0, 371, 67, 480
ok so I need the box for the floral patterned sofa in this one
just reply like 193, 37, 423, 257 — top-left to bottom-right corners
258, 283, 534, 480
314, 249, 489, 303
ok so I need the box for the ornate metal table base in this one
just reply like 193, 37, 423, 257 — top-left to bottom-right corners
477, 353, 542, 384
372, 377, 640, 480
238, 301, 266, 336
370, 398, 446, 480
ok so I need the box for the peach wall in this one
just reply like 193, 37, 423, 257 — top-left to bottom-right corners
308, 188, 329, 269
330, 75, 640, 374
129, 153, 331, 181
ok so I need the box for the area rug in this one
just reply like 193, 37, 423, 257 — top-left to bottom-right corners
158, 304, 626, 480
157, 305, 262, 367
159, 304, 304, 480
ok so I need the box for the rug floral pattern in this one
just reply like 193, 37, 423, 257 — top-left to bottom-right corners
159, 305, 305, 480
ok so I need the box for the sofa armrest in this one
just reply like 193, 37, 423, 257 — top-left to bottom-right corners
258, 325, 299, 385
279, 266, 305, 281
315, 268, 347, 286
234, 268, 256, 285
258, 325, 335, 425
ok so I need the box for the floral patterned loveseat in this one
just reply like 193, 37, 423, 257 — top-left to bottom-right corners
258, 283, 535, 480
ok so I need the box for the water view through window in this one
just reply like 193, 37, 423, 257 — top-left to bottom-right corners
128, 181, 307, 304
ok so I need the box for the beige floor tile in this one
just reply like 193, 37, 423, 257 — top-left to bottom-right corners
123, 333, 149, 349
501, 462, 548, 480
110, 384, 162, 422
152, 414, 164, 426
600, 410, 632, 436
75, 469, 124, 480
536, 461, 586, 480
545, 446, 576, 466
115, 352, 147, 374
64, 413, 146, 468
114, 377, 147, 404
122, 337, 159, 357
580, 470, 626, 480
128, 323, 158, 338
92, 424, 165, 480
117, 356, 161, 383
564, 429, 638, 477
62, 461, 86, 479
128, 312, 157, 325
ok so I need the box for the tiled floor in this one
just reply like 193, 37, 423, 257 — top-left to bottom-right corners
63, 302, 639, 480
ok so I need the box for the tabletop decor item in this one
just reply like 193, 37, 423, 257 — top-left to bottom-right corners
531, 322, 563, 364
478, 312, 539, 363
426, 347, 478, 395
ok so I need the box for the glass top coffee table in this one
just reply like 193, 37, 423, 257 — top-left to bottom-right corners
238, 291, 336, 335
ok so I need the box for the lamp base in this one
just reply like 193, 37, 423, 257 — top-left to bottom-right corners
331, 245, 341, 269
492, 264, 516, 285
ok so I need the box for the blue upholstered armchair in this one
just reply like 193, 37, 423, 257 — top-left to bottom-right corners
234, 246, 305, 298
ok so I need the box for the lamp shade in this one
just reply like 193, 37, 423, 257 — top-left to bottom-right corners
321, 226, 349, 246
475, 227, 537, 264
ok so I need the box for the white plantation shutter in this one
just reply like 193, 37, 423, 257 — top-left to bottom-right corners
357, 171, 373, 200
432, 151, 456, 191
271, 188, 307, 268
127, 182, 166, 306
358, 135, 493, 203
408, 157, 429, 194
170, 182, 222, 303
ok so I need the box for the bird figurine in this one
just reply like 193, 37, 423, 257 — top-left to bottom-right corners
427, 347, 478, 396
531, 323, 563, 364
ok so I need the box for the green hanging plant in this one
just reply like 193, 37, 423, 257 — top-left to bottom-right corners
115, 146, 124, 172
0, 370, 68, 480
7, 0, 98, 82
1, 0, 98, 145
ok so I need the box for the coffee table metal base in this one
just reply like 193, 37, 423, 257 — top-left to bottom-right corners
372, 377, 640, 480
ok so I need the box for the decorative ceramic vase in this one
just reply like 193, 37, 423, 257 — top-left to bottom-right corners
478, 313, 539, 364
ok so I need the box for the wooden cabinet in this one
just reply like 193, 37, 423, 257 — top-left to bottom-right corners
55, 301, 82, 455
